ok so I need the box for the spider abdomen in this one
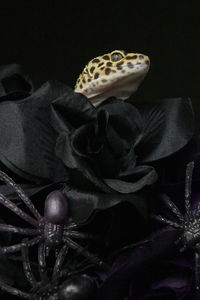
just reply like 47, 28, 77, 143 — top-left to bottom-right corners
44, 191, 69, 224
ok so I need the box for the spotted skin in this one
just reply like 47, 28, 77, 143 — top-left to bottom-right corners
74, 50, 150, 106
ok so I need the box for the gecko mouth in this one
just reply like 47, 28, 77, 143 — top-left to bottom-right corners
90, 65, 149, 104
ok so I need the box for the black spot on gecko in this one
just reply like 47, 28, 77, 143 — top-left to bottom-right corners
88, 78, 91, 82
80, 84, 83, 89
116, 61, 123, 69
126, 56, 134, 60
105, 68, 111, 75
92, 58, 100, 63
90, 66, 95, 73
106, 62, 112, 66
102, 79, 107, 83
127, 62, 134, 68
126, 55, 138, 60
94, 73, 99, 79
98, 62, 104, 67
82, 78, 86, 83
103, 55, 110, 60
139, 55, 144, 59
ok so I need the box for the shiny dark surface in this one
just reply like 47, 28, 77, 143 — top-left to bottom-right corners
44, 190, 69, 224
58, 275, 96, 300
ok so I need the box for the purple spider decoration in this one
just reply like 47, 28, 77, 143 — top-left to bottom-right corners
0, 170, 108, 270
154, 161, 200, 291
0, 239, 97, 299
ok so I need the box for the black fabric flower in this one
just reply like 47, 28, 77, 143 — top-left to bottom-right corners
0, 64, 71, 201
0, 64, 196, 299
52, 96, 194, 222
0, 64, 194, 224
0, 64, 33, 100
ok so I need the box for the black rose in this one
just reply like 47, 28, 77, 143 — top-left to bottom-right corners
52, 96, 194, 222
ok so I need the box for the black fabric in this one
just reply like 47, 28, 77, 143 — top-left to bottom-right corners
53, 96, 194, 222
0, 64, 196, 300
0, 65, 194, 223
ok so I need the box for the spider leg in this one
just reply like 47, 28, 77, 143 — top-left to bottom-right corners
0, 193, 38, 227
0, 224, 40, 235
195, 251, 200, 290
185, 161, 194, 217
161, 194, 184, 222
59, 261, 94, 280
64, 231, 97, 240
152, 214, 182, 229
65, 222, 78, 230
52, 245, 68, 279
64, 237, 110, 270
194, 199, 200, 220
195, 201, 200, 217
0, 279, 30, 298
174, 236, 182, 245
0, 235, 43, 254
38, 243, 48, 283
179, 245, 188, 252
21, 238, 37, 288
45, 246, 50, 257
0, 170, 41, 220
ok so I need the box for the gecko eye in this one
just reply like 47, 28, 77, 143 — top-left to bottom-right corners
111, 52, 124, 62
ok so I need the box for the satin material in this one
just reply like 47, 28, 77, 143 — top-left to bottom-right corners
53, 97, 194, 222
0, 64, 195, 298
0, 64, 194, 224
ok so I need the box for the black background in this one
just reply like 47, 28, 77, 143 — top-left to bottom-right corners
0, 1, 200, 119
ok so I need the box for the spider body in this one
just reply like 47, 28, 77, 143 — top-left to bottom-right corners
44, 190, 69, 224
0, 239, 97, 299
43, 222, 63, 249
154, 161, 200, 290
0, 170, 108, 270
182, 217, 200, 251
41, 191, 68, 249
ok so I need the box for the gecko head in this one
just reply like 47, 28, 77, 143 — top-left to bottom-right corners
74, 50, 150, 106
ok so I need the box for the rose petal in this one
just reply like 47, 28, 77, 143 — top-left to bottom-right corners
56, 131, 112, 193
0, 64, 33, 99
63, 184, 148, 223
51, 91, 96, 132
136, 98, 194, 162
0, 80, 69, 181
104, 165, 157, 193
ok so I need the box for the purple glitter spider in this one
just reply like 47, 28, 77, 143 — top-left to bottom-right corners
0, 239, 97, 299
154, 161, 200, 291
0, 170, 108, 269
